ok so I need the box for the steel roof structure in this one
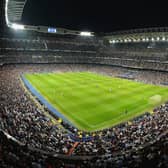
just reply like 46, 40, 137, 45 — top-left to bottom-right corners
4, 0, 168, 39
104, 31, 168, 43
4, 0, 94, 35
104, 27, 168, 42
5, 0, 27, 26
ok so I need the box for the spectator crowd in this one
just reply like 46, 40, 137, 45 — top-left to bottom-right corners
0, 64, 168, 167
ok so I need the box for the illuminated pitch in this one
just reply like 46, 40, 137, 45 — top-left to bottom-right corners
24, 72, 168, 132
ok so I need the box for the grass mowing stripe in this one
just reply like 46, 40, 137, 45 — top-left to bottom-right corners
24, 72, 168, 132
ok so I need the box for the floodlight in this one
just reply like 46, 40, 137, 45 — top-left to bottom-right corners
109, 40, 115, 44
11, 23, 25, 30
80, 32, 92, 36
151, 37, 155, 41
157, 37, 160, 41
162, 37, 165, 41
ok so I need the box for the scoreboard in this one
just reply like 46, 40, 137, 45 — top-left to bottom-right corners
48, 28, 57, 33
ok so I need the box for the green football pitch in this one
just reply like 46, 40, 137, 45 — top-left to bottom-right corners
24, 72, 168, 132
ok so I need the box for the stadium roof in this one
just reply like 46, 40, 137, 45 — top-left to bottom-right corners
4, 0, 94, 35
5, 0, 27, 26
104, 27, 168, 42
4, 0, 168, 38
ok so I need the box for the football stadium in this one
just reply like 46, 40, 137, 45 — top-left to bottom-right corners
0, 0, 168, 168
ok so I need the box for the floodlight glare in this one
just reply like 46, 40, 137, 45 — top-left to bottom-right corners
11, 23, 25, 30
109, 40, 115, 44
5, 0, 8, 25
80, 32, 92, 36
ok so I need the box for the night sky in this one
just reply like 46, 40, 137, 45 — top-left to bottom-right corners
22, 0, 168, 33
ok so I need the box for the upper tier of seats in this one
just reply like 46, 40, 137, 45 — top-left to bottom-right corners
0, 35, 168, 71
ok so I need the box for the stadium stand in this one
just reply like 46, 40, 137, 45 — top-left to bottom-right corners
0, 0, 168, 167
0, 64, 168, 167
0, 34, 168, 71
